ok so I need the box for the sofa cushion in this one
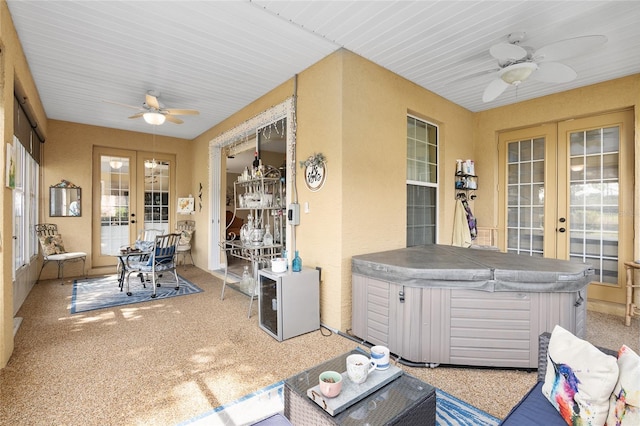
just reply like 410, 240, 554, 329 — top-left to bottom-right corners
607, 345, 640, 425
500, 382, 568, 425
542, 325, 618, 426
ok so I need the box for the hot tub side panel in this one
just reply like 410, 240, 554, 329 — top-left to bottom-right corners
352, 274, 587, 368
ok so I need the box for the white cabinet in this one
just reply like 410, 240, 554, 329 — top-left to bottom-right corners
259, 268, 319, 341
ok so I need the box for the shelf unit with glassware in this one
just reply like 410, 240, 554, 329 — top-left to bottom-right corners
220, 175, 286, 317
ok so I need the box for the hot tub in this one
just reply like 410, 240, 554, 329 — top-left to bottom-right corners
351, 245, 594, 368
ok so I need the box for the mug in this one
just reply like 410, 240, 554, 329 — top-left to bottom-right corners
318, 371, 342, 398
371, 345, 391, 370
346, 354, 377, 384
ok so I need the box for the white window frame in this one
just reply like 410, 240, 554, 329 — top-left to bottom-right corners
12, 135, 39, 276
406, 115, 439, 246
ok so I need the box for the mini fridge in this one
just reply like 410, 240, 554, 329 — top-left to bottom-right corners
258, 267, 320, 341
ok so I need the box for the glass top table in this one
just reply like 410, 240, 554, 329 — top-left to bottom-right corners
283, 348, 436, 425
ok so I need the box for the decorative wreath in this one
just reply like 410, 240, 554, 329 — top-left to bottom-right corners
299, 152, 326, 169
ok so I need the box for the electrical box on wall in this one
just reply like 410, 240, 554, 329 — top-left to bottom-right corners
288, 203, 300, 225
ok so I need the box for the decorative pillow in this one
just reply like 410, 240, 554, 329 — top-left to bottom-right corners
606, 345, 640, 425
39, 234, 66, 255
178, 229, 193, 246
542, 325, 619, 426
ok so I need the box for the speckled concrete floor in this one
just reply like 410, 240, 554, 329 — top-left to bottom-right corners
1, 267, 637, 425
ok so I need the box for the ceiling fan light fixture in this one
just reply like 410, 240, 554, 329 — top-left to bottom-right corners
143, 112, 166, 125
145, 159, 158, 169
500, 62, 538, 85
109, 160, 123, 170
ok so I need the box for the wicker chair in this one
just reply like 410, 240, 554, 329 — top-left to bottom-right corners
35, 223, 87, 284
124, 233, 181, 298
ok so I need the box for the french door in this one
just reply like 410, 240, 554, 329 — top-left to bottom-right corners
498, 110, 634, 304
92, 147, 176, 268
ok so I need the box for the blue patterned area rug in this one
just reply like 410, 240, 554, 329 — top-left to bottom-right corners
180, 381, 500, 426
71, 274, 203, 314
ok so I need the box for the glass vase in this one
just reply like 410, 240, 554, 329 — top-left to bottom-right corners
292, 250, 302, 272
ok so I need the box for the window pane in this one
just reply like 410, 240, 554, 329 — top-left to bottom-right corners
568, 125, 620, 285
407, 116, 437, 184
407, 185, 436, 246
506, 138, 545, 256
407, 116, 438, 247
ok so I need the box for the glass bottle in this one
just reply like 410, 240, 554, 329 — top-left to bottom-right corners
292, 250, 302, 272
241, 265, 251, 288
273, 216, 280, 243
263, 223, 273, 246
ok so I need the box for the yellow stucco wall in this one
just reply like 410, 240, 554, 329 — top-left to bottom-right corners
234, 50, 475, 331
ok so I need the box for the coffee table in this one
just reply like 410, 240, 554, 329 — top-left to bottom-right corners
283, 349, 436, 425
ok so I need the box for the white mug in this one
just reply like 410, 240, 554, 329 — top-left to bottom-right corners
371, 345, 390, 370
346, 354, 377, 384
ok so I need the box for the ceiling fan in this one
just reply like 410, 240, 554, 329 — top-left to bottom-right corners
480, 32, 607, 102
106, 90, 199, 125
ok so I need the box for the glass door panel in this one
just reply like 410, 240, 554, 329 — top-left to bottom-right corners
499, 124, 557, 258
92, 148, 137, 267
560, 111, 633, 304
137, 152, 176, 237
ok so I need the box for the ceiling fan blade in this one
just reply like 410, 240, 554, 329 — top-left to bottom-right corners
533, 35, 607, 62
489, 42, 527, 62
531, 62, 577, 83
145, 93, 161, 110
447, 68, 499, 85
104, 100, 143, 110
128, 112, 144, 119
164, 108, 199, 116
482, 78, 510, 102
164, 114, 183, 125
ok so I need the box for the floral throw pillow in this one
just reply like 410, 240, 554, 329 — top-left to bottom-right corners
606, 345, 640, 425
179, 230, 193, 246
542, 325, 619, 426
39, 234, 66, 255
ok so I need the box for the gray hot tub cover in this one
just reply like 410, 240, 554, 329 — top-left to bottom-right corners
351, 245, 594, 293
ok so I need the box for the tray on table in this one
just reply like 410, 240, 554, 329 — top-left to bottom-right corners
306, 364, 403, 416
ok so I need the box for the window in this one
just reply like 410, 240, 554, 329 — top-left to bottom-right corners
407, 116, 438, 246
13, 136, 39, 274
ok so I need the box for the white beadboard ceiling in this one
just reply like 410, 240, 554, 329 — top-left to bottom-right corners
7, 1, 640, 140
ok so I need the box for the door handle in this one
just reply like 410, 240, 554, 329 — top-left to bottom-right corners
558, 227, 566, 233
559, 217, 566, 223
131, 220, 136, 224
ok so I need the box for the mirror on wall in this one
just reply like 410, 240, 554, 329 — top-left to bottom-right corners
50, 186, 81, 217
